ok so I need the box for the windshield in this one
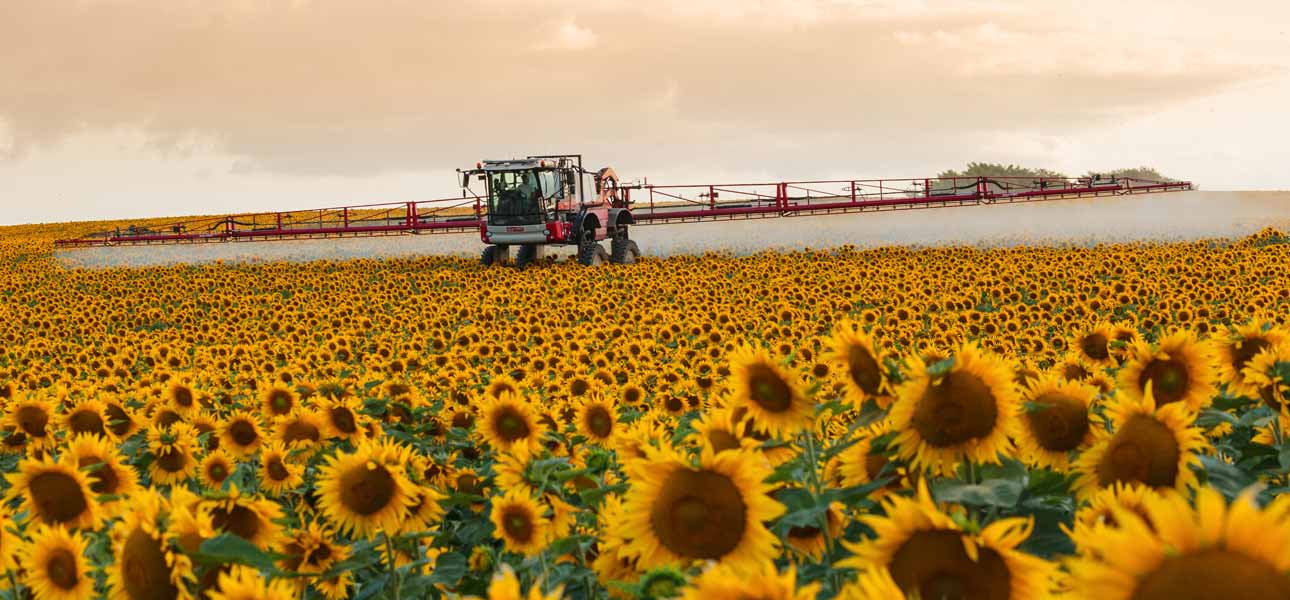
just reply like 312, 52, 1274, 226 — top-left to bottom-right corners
487, 169, 549, 226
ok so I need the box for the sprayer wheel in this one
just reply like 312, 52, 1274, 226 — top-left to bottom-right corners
515, 244, 542, 269
578, 239, 608, 266
481, 244, 510, 267
610, 238, 639, 264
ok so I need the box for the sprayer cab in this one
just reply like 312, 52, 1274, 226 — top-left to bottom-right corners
459, 154, 639, 267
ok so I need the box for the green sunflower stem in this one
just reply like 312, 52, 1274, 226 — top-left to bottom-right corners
802, 426, 842, 593
384, 532, 403, 600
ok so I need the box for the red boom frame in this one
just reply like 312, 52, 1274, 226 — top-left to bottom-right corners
53, 176, 1192, 248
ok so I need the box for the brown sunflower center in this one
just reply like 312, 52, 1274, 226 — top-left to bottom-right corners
1063, 363, 1091, 381
68, 410, 106, 437
306, 543, 334, 567
912, 371, 999, 447
649, 468, 747, 560
155, 448, 188, 473
451, 411, 474, 429
207, 462, 229, 483
329, 406, 358, 434
455, 474, 482, 495
1138, 358, 1190, 405
30, 471, 89, 524
847, 345, 883, 395
1097, 414, 1180, 489
1081, 333, 1111, 361
339, 463, 397, 515
121, 527, 179, 600
282, 421, 321, 445
106, 404, 132, 436
268, 390, 294, 414
16, 405, 49, 437
585, 406, 613, 438
570, 379, 590, 397
745, 364, 793, 413
665, 397, 685, 413
1131, 548, 1290, 600
1232, 338, 1272, 373
210, 505, 262, 542
172, 386, 194, 408
492, 406, 531, 443
154, 410, 182, 428
228, 420, 258, 447
46, 548, 80, 590
707, 429, 742, 453
501, 506, 535, 543
890, 529, 1012, 600
78, 457, 119, 495
1025, 392, 1090, 452
624, 387, 643, 404
267, 457, 290, 481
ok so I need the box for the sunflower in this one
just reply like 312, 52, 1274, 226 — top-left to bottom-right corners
59, 397, 110, 439
199, 449, 236, 490
206, 489, 285, 551
6, 392, 57, 450
1243, 342, 1290, 412
5, 453, 100, 529
165, 379, 199, 415
147, 424, 200, 486
66, 433, 139, 514
278, 520, 352, 598
680, 562, 819, 600
1072, 323, 1118, 367
1071, 385, 1208, 500
784, 500, 844, 561
272, 407, 326, 451
400, 483, 447, 535
836, 568, 905, 600
834, 422, 900, 498
220, 410, 265, 458
489, 490, 551, 557
206, 565, 296, 600
464, 564, 565, 600
260, 384, 299, 419
621, 444, 784, 572
1216, 321, 1287, 398
0, 509, 15, 572
107, 489, 193, 600
1014, 374, 1098, 470
576, 394, 619, 445
1063, 482, 1161, 555
824, 321, 889, 408
689, 405, 756, 455
316, 438, 416, 538
1064, 486, 1290, 599
258, 441, 304, 496
476, 391, 546, 453
727, 346, 813, 438
888, 344, 1018, 476
321, 396, 366, 442
20, 525, 93, 600
103, 399, 140, 439
484, 374, 523, 400
1117, 330, 1217, 412
839, 480, 1052, 600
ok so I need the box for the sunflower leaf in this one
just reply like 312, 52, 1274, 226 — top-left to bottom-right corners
194, 533, 280, 571
427, 552, 468, 586
932, 478, 1023, 509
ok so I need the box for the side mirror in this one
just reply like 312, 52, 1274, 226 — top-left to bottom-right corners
461, 172, 471, 188
564, 170, 576, 187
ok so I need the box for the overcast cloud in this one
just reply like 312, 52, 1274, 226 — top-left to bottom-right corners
1, 0, 1287, 224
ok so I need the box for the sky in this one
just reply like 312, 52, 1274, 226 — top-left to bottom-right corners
1, 0, 1288, 225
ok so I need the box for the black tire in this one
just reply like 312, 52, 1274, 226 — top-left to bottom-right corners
578, 239, 608, 266
481, 244, 509, 266
515, 244, 540, 269
610, 237, 640, 264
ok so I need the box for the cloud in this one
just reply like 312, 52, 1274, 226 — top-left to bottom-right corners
0, 0, 1283, 180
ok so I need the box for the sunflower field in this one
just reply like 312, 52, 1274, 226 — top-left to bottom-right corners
1, 218, 1290, 600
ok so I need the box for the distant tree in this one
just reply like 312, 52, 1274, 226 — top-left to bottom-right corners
1083, 166, 1174, 182
937, 162, 1069, 180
